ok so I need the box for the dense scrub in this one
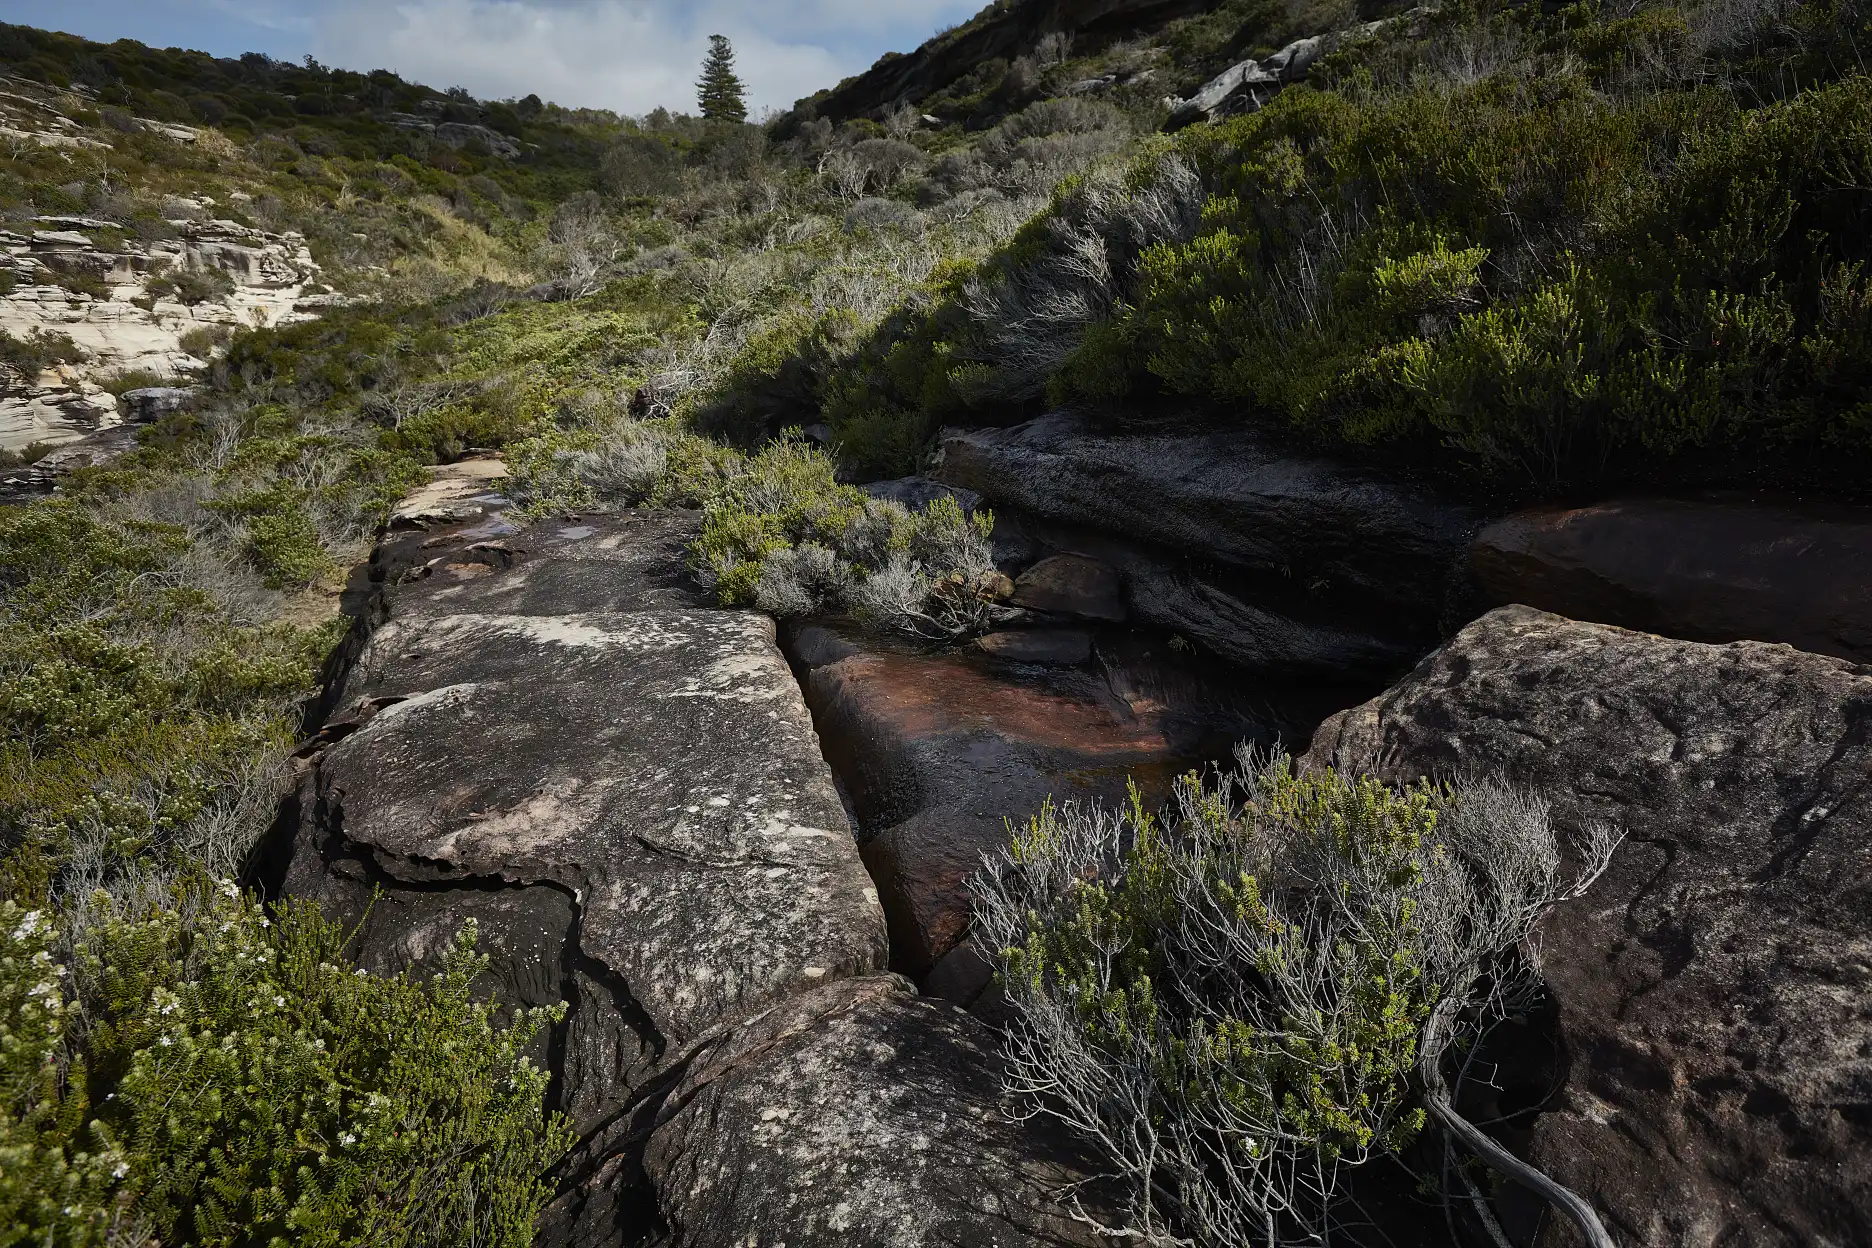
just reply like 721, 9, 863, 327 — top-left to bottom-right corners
2, 889, 568, 1247
769, 0, 1872, 492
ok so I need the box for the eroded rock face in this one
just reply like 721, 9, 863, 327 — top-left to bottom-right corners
1304, 606, 1872, 1248
1472, 495, 1872, 663
938, 413, 1478, 677
1, 214, 328, 450
284, 510, 891, 1239
642, 975, 1104, 1248
940, 413, 1478, 616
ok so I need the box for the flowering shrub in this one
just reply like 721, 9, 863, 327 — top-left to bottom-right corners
0, 887, 572, 1247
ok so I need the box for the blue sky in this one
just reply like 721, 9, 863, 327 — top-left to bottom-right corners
2, 0, 985, 115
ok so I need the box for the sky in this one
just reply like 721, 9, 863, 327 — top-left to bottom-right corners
0, 0, 987, 116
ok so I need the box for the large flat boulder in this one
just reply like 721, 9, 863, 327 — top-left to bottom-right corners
641, 975, 1104, 1247
1304, 606, 1872, 1248
283, 511, 891, 1241
1471, 495, 1872, 663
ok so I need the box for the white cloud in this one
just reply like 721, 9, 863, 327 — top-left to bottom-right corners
308, 0, 981, 116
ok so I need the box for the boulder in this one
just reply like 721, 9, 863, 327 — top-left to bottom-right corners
1007, 553, 1125, 620
119, 385, 197, 422
433, 121, 523, 159
1164, 34, 1328, 128
1304, 606, 1872, 1248
640, 975, 1104, 1247
938, 411, 1479, 630
284, 511, 892, 1242
1165, 58, 1281, 128
1471, 495, 1872, 663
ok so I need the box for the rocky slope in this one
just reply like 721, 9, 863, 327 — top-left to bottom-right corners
1, 209, 326, 449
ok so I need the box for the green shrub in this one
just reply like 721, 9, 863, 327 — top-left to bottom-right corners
97, 368, 174, 397
0, 889, 573, 1248
0, 329, 85, 377
148, 266, 238, 307
973, 751, 1617, 1245
788, 7, 1872, 495
178, 325, 233, 360
0, 504, 331, 901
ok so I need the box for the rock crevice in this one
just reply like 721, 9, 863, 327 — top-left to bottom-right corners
281, 499, 1104, 1246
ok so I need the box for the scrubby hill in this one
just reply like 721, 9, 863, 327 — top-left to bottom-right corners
3, 1, 1871, 1245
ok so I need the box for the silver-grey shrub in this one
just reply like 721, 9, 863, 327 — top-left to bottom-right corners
958, 153, 1206, 402
971, 749, 1620, 1247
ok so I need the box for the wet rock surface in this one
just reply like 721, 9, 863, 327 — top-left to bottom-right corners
1472, 495, 1872, 663
1304, 605, 1872, 1248
789, 621, 1336, 984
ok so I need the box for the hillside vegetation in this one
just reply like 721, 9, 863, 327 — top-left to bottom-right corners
2, 0, 1869, 1242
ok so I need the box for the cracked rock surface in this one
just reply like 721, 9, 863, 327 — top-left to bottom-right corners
285, 508, 1099, 1246
1304, 605, 1872, 1248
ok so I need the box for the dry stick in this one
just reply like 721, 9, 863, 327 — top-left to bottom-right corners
1419, 993, 1618, 1248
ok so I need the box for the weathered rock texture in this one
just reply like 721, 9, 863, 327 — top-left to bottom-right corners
1162, 33, 1328, 127
288, 506, 1101, 1245
1304, 606, 1872, 1248
1472, 496, 1872, 664
938, 412, 1480, 676
1, 210, 328, 449
642, 975, 1102, 1247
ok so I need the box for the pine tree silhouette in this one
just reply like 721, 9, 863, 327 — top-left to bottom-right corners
696, 35, 748, 123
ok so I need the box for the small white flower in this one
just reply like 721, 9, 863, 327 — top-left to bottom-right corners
158, 1036, 172, 1047
339, 1132, 357, 1147
112, 1162, 128, 1179
354, 968, 368, 977
273, 996, 285, 1007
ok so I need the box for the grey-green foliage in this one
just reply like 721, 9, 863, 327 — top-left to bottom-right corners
972, 749, 1618, 1246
